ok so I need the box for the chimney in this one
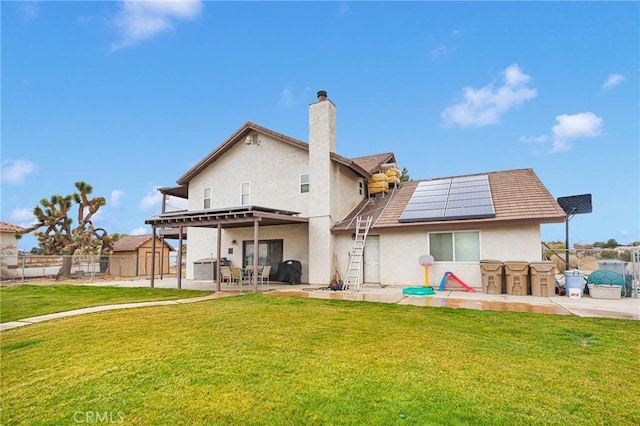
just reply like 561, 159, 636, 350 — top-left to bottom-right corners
309, 90, 335, 154
308, 90, 336, 285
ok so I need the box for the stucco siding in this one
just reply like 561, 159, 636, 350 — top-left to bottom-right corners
186, 224, 309, 281
1, 232, 19, 267
481, 225, 543, 261
332, 164, 366, 223
189, 134, 310, 215
334, 231, 429, 286
334, 224, 543, 288
186, 227, 218, 279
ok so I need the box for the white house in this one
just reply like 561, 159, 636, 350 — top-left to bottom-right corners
146, 91, 566, 290
1, 221, 26, 277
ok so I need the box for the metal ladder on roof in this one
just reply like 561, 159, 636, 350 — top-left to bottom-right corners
343, 216, 373, 292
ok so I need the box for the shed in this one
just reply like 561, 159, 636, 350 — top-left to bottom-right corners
111, 235, 175, 277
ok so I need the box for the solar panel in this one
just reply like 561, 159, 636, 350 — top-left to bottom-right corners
399, 175, 496, 223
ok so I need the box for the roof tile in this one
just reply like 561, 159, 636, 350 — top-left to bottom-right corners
351, 153, 396, 174
332, 168, 565, 233
0, 222, 27, 233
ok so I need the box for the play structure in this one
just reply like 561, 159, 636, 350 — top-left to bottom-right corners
402, 255, 436, 296
439, 271, 476, 293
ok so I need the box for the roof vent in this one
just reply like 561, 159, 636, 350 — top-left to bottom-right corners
245, 133, 260, 145
317, 90, 327, 101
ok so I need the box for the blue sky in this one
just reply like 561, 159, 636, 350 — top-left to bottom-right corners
2, 1, 639, 251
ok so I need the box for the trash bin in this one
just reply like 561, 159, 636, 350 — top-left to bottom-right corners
504, 261, 530, 296
479, 260, 504, 294
529, 261, 557, 297
565, 270, 585, 298
586, 269, 625, 298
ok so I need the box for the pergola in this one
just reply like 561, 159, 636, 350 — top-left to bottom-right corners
145, 206, 308, 291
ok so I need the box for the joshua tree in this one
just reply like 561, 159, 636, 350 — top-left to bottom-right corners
20, 181, 114, 279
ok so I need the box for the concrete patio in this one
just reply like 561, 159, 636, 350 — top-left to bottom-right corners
61, 277, 640, 321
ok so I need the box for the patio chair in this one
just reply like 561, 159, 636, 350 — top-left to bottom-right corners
231, 267, 244, 285
220, 266, 234, 285
258, 265, 271, 285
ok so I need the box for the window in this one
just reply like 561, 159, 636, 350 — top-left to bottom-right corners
203, 187, 211, 209
300, 173, 309, 193
429, 231, 479, 262
359, 180, 364, 195
241, 182, 250, 205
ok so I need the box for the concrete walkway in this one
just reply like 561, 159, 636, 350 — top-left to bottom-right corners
0, 292, 235, 331
2, 278, 638, 331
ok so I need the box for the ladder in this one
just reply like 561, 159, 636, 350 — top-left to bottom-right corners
343, 216, 373, 291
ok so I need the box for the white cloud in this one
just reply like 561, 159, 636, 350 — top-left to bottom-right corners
279, 85, 312, 107
602, 73, 625, 90
519, 135, 548, 144
90, 209, 105, 224
280, 86, 295, 107
338, 2, 350, 16
139, 188, 163, 211
111, 190, 125, 207
551, 112, 603, 152
18, 1, 40, 20
429, 44, 449, 59
10, 208, 36, 225
441, 64, 537, 127
111, 0, 203, 51
130, 226, 149, 235
1, 159, 37, 184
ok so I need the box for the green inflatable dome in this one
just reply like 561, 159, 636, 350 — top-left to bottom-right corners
586, 269, 625, 296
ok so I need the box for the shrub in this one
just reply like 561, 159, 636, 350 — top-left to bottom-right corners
600, 249, 619, 260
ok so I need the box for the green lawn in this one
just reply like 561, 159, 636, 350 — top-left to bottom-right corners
0, 284, 211, 322
1, 293, 639, 425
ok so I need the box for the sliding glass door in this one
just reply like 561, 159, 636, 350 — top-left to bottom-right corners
243, 239, 283, 280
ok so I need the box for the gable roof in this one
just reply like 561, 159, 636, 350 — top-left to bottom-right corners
112, 235, 175, 252
351, 152, 396, 174
0, 222, 26, 233
176, 121, 374, 185
332, 168, 566, 233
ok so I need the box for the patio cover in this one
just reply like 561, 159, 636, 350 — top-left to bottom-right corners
145, 206, 308, 291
